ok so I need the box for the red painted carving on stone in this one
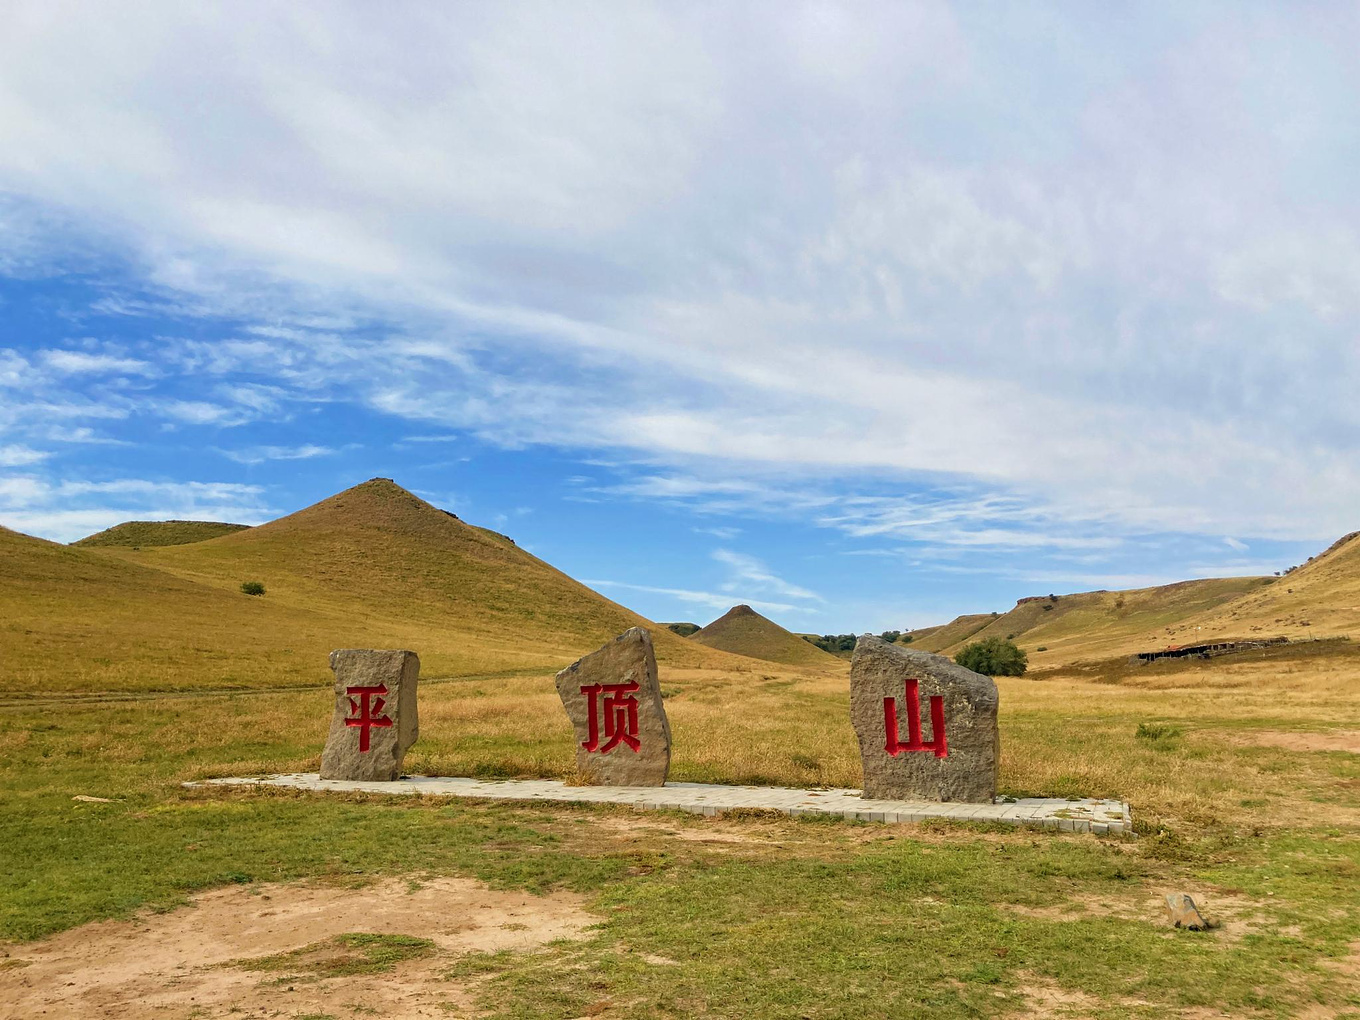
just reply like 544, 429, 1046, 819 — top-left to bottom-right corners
344, 684, 394, 752
580, 680, 641, 753
883, 678, 948, 758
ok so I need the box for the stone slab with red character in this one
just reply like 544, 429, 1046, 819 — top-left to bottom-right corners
850, 635, 998, 803
319, 649, 420, 782
555, 627, 671, 786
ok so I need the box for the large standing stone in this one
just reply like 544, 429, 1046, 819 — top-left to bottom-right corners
320, 649, 419, 782
555, 627, 671, 786
850, 635, 998, 803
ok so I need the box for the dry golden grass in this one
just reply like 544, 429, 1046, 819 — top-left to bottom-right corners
1183, 531, 1360, 644
923, 577, 1271, 666
907, 614, 993, 653
71, 643, 1340, 834
72, 520, 250, 547
0, 480, 744, 692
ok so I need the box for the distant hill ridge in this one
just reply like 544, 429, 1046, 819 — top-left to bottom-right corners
74, 520, 250, 547
691, 604, 840, 668
2, 477, 745, 693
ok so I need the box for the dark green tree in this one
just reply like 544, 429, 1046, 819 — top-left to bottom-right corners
955, 637, 1027, 676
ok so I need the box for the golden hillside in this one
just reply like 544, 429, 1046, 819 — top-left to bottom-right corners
73, 520, 250, 547
907, 614, 995, 654
934, 577, 1274, 666
5, 479, 739, 692
691, 604, 842, 668
1175, 532, 1360, 644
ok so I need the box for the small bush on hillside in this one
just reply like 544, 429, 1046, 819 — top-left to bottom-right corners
955, 638, 1027, 676
1035, 645, 1047, 652
880, 630, 901, 643
667, 622, 700, 637
900, 633, 914, 644
240, 580, 266, 596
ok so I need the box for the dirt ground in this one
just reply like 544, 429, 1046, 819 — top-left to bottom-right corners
1225, 729, 1360, 754
0, 876, 593, 1019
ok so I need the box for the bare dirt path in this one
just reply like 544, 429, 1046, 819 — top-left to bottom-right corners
0, 876, 592, 1019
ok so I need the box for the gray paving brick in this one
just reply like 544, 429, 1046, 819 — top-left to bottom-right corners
189, 774, 1132, 836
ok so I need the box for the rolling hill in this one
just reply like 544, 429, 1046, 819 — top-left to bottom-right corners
690, 604, 841, 668
932, 576, 1275, 666
3, 479, 741, 693
906, 614, 996, 654
74, 519, 251, 547
1173, 532, 1360, 644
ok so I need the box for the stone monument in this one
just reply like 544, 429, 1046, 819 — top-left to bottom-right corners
320, 649, 420, 782
555, 627, 671, 786
850, 635, 998, 802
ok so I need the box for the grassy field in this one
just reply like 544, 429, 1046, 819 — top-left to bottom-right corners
3, 643, 1358, 1017
2, 481, 1358, 1017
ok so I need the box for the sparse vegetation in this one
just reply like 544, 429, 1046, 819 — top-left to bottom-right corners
879, 630, 901, 643
955, 637, 1028, 676
238, 932, 435, 977
239, 580, 266, 596
666, 622, 700, 637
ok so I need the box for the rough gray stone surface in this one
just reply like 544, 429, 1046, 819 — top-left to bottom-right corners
555, 627, 670, 786
850, 635, 999, 803
319, 649, 419, 782
1165, 893, 1210, 930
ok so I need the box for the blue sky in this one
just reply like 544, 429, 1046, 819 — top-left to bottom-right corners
1, 2, 1356, 632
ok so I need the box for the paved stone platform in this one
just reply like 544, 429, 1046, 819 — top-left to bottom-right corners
194, 774, 1133, 835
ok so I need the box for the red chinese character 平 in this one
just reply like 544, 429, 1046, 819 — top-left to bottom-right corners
344, 684, 394, 752
883, 678, 948, 758
579, 680, 641, 753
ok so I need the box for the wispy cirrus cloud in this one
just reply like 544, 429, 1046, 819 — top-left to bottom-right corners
582, 579, 803, 617
0, 475, 270, 542
219, 444, 333, 466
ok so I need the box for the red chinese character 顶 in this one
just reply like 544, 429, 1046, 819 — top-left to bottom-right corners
344, 684, 393, 752
579, 680, 641, 753
883, 678, 948, 758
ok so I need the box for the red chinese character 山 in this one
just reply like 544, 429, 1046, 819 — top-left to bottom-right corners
883, 678, 948, 758
344, 684, 394, 752
579, 679, 641, 753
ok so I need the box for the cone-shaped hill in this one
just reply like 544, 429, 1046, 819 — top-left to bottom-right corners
14, 478, 736, 692
74, 520, 250, 547
690, 604, 841, 668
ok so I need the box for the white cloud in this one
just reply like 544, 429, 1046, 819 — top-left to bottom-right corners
40, 350, 153, 375
0, 4, 1357, 545
583, 579, 803, 617
712, 548, 822, 602
0, 444, 48, 466
219, 444, 332, 465
0, 475, 269, 542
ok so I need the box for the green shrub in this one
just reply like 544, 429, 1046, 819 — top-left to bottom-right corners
880, 630, 901, 643
239, 580, 266, 596
955, 637, 1027, 676
667, 622, 700, 637
1135, 722, 1182, 742
1035, 645, 1047, 652
900, 633, 913, 644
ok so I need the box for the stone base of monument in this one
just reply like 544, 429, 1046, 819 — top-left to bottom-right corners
189, 775, 1133, 835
